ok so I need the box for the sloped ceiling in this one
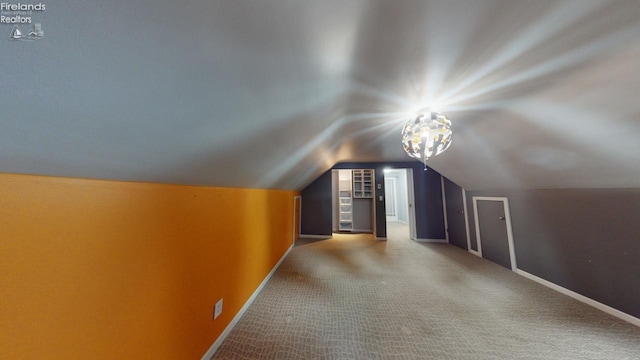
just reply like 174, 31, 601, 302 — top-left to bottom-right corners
1, 0, 639, 190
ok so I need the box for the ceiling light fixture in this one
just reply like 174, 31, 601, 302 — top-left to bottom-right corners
401, 108, 452, 169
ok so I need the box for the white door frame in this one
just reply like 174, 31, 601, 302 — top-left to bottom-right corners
406, 169, 417, 240
462, 189, 477, 256
293, 196, 301, 244
384, 177, 398, 222
472, 196, 517, 271
440, 176, 449, 243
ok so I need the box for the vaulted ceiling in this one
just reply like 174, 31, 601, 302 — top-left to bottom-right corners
2, 0, 639, 190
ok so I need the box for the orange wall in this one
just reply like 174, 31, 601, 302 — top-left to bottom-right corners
0, 173, 297, 359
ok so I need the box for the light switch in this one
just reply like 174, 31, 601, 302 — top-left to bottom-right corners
214, 299, 223, 319
379, 195, 383, 201
377, 184, 381, 189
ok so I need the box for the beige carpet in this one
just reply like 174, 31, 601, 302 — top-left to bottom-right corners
212, 222, 640, 359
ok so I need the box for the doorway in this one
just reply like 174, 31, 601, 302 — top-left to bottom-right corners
331, 169, 375, 234
472, 197, 517, 271
442, 177, 471, 251
384, 177, 398, 222
383, 168, 415, 240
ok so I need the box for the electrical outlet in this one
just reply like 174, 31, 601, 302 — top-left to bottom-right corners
214, 299, 223, 320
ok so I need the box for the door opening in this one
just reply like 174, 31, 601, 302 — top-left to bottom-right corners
384, 177, 398, 222
331, 169, 375, 235
383, 168, 415, 240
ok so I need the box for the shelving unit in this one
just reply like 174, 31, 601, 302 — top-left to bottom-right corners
339, 197, 353, 231
332, 168, 375, 234
352, 169, 373, 198
338, 170, 353, 231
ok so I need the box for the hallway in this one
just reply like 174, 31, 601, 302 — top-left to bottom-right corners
212, 230, 640, 359
385, 221, 411, 240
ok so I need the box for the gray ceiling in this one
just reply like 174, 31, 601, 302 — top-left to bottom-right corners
1, 0, 639, 190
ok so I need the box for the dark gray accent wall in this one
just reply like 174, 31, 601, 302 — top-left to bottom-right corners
465, 188, 640, 319
300, 161, 445, 239
300, 170, 332, 236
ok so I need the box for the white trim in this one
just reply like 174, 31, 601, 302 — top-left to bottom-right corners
297, 196, 302, 239
516, 269, 640, 328
375, 237, 387, 241
503, 198, 517, 271
372, 169, 377, 238
472, 197, 517, 271
331, 170, 339, 233
414, 238, 448, 243
471, 198, 483, 257
201, 244, 294, 360
440, 176, 449, 244
406, 169, 417, 240
293, 196, 301, 244
462, 188, 472, 253
299, 234, 332, 239
468, 249, 481, 257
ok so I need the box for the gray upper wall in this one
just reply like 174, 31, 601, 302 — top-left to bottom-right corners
1, 1, 640, 190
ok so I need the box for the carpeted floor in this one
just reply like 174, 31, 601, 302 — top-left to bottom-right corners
211, 222, 640, 359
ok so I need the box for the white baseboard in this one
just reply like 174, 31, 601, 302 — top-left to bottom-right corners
469, 249, 481, 257
201, 244, 294, 360
375, 237, 387, 241
516, 269, 640, 328
299, 234, 332, 239
414, 238, 447, 243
